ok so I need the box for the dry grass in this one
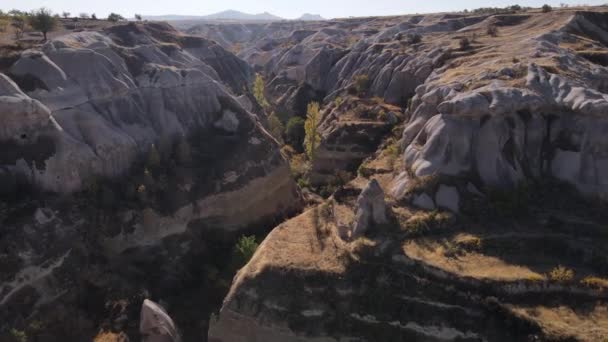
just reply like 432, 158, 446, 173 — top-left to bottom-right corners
403, 234, 545, 281
510, 304, 608, 341
401, 210, 451, 235
581, 276, 608, 290
93, 331, 128, 342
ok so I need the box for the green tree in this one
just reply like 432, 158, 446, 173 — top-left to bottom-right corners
285, 116, 305, 151
304, 102, 321, 161
29, 8, 57, 40
267, 112, 284, 141
107, 13, 125, 22
542, 4, 552, 12
233, 235, 258, 267
252, 73, 269, 109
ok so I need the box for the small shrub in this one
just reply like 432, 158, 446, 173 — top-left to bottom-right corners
541, 4, 552, 12
135, 14, 143, 21
296, 177, 309, 189
62, 12, 70, 18
548, 265, 574, 283
79, 13, 90, 19
319, 199, 334, 221
384, 140, 400, 168
352, 74, 370, 96
459, 37, 471, 51
487, 25, 498, 37
333, 96, 343, 108
233, 235, 258, 267
406, 33, 422, 44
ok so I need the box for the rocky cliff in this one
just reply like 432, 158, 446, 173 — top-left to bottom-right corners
0, 21, 301, 341
207, 7, 608, 342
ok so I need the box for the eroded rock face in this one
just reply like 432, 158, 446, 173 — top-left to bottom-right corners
352, 179, 388, 238
140, 299, 181, 342
208, 9, 608, 342
0, 22, 302, 340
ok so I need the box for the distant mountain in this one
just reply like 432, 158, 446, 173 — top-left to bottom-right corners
202, 10, 283, 21
297, 13, 325, 21
142, 10, 284, 22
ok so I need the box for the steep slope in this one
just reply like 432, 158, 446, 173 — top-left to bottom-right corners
207, 7, 608, 342
0, 22, 302, 341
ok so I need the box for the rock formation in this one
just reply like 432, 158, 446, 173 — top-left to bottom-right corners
0, 21, 301, 341
351, 179, 388, 238
207, 7, 608, 342
140, 299, 181, 342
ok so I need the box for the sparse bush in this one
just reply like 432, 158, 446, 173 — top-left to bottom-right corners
406, 33, 422, 44
107, 13, 125, 22
487, 25, 498, 37
459, 37, 471, 51
29, 8, 57, 40
352, 74, 370, 96
135, 14, 143, 21
542, 4, 552, 12
79, 13, 90, 19
303, 102, 321, 161
91, 14, 97, 20
333, 96, 343, 108
62, 12, 70, 18
285, 116, 305, 151
233, 235, 258, 267
384, 140, 400, 168
548, 265, 574, 283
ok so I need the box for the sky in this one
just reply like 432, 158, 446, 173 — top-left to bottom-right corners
1, 0, 606, 19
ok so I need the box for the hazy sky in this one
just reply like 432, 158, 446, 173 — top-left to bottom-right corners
2, 0, 606, 19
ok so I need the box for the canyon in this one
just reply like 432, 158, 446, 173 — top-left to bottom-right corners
1, 5, 608, 342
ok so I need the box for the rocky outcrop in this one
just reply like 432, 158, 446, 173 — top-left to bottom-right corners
140, 299, 181, 342
207, 8, 608, 342
0, 22, 302, 341
352, 179, 388, 237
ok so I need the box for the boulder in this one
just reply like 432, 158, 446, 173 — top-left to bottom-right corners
140, 299, 181, 342
352, 179, 389, 238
